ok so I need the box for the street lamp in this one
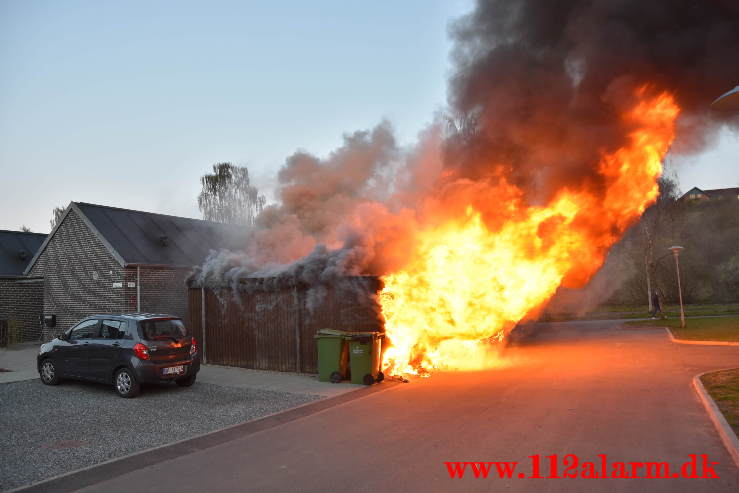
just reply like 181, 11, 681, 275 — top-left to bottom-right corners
711, 85, 739, 111
669, 246, 685, 328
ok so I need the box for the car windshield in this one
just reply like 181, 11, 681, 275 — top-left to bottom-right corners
139, 319, 187, 341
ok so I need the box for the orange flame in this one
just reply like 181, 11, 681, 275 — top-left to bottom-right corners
381, 89, 679, 375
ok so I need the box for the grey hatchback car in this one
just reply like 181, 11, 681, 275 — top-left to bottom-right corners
37, 313, 200, 397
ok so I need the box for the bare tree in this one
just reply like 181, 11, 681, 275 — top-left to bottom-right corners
20, 225, 32, 232
50, 206, 65, 230
640, 174, 680, 310
198, 163, 266, 226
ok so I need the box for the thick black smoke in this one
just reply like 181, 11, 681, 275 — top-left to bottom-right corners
445, 0, 739, 204
196, 0, 739, 294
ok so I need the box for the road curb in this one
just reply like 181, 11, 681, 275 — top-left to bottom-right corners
0, 372, 39, 385
665, 327, 739, 346
692, 369, 739, 470
7, 379, 402, 493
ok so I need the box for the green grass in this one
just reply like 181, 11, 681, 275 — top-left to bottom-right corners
666, 303, 739, 317
623, 315, 739, 342
540, 303, 739, 322
701, 368, 739, 436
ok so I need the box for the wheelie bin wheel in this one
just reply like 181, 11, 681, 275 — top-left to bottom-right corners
362, 374, 375, 386
376, 371, 384, 383
330, 371, 342, 383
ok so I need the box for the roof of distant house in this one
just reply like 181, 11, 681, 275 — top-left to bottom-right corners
25, 202, 249, 273
679, 187, 739, 200
0, 230, 47, 277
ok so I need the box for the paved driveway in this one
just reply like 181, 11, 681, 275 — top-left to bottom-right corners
0, 344, 359, 492
69, 322, 739, 493
0, 379, 320, 491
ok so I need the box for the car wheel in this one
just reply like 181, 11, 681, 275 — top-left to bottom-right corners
114, 368, 140, 398
175, 374, 197, 387
40, 359, 61, 385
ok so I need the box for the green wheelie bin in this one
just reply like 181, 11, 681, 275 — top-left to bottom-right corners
347, 331, 385, 385
314, 329, 350, 383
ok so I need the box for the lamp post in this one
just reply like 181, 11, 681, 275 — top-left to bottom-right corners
711, 85, 739, 111
669, 246, 685, 328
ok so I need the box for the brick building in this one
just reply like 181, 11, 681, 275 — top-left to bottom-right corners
0, 230, 46, 342
25, 202, 246, 340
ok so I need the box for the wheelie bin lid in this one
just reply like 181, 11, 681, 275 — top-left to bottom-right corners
344, 330, 384, 339
315, 328, 353, 337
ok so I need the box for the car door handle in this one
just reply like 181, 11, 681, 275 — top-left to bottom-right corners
112, 342, 120, 347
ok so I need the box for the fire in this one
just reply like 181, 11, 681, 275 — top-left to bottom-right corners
380, 89, 679, 375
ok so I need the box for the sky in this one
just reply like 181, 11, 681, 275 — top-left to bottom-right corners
1, 0, 737, 233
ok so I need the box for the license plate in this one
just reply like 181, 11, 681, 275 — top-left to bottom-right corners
163, 365, 184, 375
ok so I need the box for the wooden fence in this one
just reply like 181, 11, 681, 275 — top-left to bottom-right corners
187, 277, 383, 373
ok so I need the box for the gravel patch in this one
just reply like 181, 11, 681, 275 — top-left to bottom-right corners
0, 379, 321, 491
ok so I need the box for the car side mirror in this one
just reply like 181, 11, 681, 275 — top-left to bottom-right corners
60, 331, 70, 341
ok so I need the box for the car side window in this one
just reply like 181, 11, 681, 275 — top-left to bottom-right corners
101, 320, 124, 339
69, 320, 101, 340
122, 321, 134, 339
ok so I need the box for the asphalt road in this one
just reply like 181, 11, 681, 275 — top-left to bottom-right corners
68, 322, 739, 492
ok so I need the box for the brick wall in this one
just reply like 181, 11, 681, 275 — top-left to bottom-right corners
27, 208, 194, 340
0, 277, 43, 342
29, 209, 127, 340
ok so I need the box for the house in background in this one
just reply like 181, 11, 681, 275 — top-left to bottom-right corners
25, 202, 247, 340
0, 230, 46, 342
679, 186, 739, 203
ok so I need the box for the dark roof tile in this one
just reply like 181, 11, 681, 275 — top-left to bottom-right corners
75, 202, 249, 267
0, 230, 46, 276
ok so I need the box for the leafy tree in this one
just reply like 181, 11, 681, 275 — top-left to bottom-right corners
673, 198, 739, 303
50, 206, 65, 230
198, 163, 266, 226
